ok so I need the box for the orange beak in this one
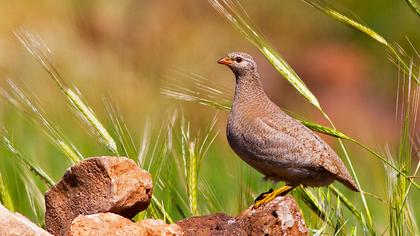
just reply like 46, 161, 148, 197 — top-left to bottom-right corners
217, 56, 233, 65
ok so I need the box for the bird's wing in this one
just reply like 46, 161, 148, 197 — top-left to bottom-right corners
242, 110, 346, 177
258, 111, 358, 190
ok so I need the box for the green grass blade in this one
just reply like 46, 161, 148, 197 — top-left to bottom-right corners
208, 0, 321, 109
151, 195, 174, 224
293, 187, 333, 226
403, 0, 420, 16
138, 117, 176, 223
104, 99, 138, 160
302, 0, 419, 83
161, 70, 233, 111
1, 80, 82, 163
66, 89, 118, 154
197, 115, 219, 167
183, 115, 219, 216
15, 30, 119, 154
303, 0, 387, 45
21, 169, 46, 226
187, 141, 198, 216
297, 119, 353, 140
298, 118, 419, 189
161, 89, 231, 111
386, 62, 420, 235
322, 112, 374, 235
167, 184, 189, 219
328, 186, 362, 221
0, 172, 14, 211
198, 178, 224, 213
355, 140, 420, 189
1, 134, 55, 187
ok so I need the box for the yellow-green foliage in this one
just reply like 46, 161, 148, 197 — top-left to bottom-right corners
0, 1, 418, 235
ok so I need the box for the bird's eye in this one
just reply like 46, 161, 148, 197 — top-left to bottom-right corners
235, 57, 242, 63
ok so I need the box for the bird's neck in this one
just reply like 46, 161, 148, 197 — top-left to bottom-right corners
232, 72, 268, 106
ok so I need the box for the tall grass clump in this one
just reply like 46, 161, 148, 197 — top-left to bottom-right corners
0, 135, 51, 225
0, 32, 177, 223
15, 30, 119, 155
384, 61, 419, 236
1, 80, 82, 164
1, 31, 223, 225
1, 133, 54, 187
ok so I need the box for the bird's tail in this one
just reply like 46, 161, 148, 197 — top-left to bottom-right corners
337, 175, 359, 192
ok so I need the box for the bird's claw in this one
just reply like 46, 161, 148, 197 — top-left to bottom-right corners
254, 188, 273, 202
254, 190, 278, 208
253, 186, 295, 208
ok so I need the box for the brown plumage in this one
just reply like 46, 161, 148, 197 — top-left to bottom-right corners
218, 52, 358, 192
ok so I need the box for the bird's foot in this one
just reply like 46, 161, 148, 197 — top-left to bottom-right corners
254, 188, 273, 202
253, 185, 295, 208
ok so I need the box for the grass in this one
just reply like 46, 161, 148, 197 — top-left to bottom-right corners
301, 0, 419, 84
0, 1, 418, 235
15, 30, 118, 155
384, 63, 419, 235
0, 172, 14, 212
403, 0, 420, 16
1, 79, 82, 164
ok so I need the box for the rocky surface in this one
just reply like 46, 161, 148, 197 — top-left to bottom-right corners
2, 155, 309, 236
177, 196, 308, 236
0, 203, 52, 236
67, 213, 183, 236
45, 156, 153, 236
177, 213, 246, 236
237, 196, 308, 236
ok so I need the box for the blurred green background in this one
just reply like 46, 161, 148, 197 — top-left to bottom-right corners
0, 0, 418, 234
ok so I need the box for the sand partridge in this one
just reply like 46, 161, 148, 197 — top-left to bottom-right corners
218, 52, 358, 207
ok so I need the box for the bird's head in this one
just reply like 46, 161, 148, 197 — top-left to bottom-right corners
217, 52, 257, 77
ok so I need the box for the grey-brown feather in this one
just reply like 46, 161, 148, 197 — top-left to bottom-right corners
223, 52, 358, 191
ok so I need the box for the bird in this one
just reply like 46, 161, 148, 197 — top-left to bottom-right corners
217, 52, 358, 207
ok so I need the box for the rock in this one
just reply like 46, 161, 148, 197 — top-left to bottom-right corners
45, 156, 153, 236
0, 203, 52, 236
67, 213, 183, 236
177, 196, 308, 236
139, 219, 184, 236
236, 196, 308, 236
176, 213, 246, 236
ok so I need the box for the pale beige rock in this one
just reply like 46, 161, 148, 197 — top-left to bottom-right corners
237, 196, 309, 236
0, 203, 52, 236
139, 219, 184, 236
45, 156, 153, 236
67, 213, 183, 236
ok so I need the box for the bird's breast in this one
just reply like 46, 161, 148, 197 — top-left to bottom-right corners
226, 111, 266, 163
226, 112, 247, 152
226, 114, 241, 148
